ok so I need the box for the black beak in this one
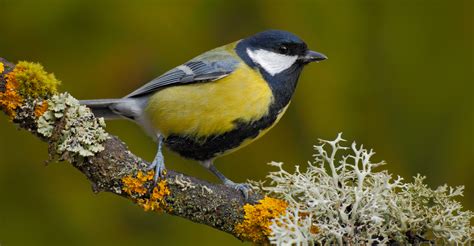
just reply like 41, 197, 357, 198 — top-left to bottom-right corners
300, 50, 328, 63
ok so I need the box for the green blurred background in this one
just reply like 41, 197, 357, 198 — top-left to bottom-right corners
0, 0, 472, 245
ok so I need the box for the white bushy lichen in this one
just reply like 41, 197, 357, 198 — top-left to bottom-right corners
37, 93, 108, 160
253, 133, 473, 245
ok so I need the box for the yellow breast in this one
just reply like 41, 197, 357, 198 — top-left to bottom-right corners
145, 64, 274, 138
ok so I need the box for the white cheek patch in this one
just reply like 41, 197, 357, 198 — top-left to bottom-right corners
246, 48, 298, 76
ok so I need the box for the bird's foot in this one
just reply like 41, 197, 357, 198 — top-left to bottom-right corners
224, 180, 252, 199
146, 150, 166, 183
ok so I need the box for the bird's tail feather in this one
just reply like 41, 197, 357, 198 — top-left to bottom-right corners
80, 99, 124, 119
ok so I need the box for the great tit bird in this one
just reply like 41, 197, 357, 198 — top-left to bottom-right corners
80, 29, 327, 196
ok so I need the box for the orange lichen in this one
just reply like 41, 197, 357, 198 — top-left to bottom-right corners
235, 196, 288, 243
122, 171, 154, 196
121, 171, 171, 212
0, 72, 23, 118
34, 101, 49, 118
0, 62, 4, 74
152, 180, 171, 200
138, 181, 171, 212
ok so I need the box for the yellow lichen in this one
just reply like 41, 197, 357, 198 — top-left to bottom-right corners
34, 101, 49, 118
0, 62, 4, 74
10, 61, 60, 98
0, 73, 22, 118
235, 196, 288, 243
121, 171, 171, 212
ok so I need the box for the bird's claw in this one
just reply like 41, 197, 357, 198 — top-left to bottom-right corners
225, 181, 252, 200
146, 151, 166, 183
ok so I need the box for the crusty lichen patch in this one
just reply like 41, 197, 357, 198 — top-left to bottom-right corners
234, 196, 288, 244
140, 181, 171, 212
122, 170, 154, 196
0, 62, 4, 74
122, 171, 171, 212
0, 71, 22, 118
34, 101, 48, 118
37, 93, 108, 161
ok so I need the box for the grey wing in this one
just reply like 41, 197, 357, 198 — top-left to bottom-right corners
125, 48, 239, 98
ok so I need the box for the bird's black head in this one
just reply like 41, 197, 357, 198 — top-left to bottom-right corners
236, 29, 327, 77
235, 30, 327, 110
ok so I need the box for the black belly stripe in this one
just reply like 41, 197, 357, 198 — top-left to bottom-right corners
164, 106, 280, 161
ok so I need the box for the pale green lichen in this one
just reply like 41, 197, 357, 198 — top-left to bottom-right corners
251, 133, 473, 245
37, 93, 108, 160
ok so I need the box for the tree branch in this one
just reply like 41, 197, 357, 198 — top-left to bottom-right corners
0, 57, 267, 243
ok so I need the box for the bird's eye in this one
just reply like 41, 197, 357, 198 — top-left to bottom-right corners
278, 45, 289, 54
